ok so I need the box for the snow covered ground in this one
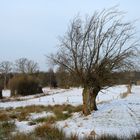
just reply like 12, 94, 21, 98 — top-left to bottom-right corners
0, 85, 140, 138
15, 121, 37, 133
0, 88, 82, 108
15, 112, 55, 133
0, 85, 126, 109
56, 86, 140, 138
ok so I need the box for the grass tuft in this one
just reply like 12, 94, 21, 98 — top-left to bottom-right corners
34, 123, 66, 140
0, 121, 16, 139
10, 133, 35, 140
0, 112, 10, 121
33, 116, 56, 124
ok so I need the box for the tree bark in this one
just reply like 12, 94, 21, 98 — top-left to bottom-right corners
82, 87, 99, 115
0, 91, 2, 99
82, 88, 90, 115
90, 88, 98, 111
0, 84, 3, 99
0, 87, 2, 99
127, 84, 132, 93
4, 75, 7, 89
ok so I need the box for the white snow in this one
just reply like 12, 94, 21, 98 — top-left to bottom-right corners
0, 88, 82, 108
13, 88, 69, 100
15, 121, 37, 133
0, 85, 139, 138
29, 111, 55, 120
96, 85, 127, 103
0, 86, 126, 109
42, 87, 68, 94
2, 90, 11, 97
56, 86, 140, 138
15, 112, 55, 133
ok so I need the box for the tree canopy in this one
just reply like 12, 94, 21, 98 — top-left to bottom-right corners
50, 7, 139, 89
49, 7, 139, 115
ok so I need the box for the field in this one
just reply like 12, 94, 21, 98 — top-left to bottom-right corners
0, 85, 140, 140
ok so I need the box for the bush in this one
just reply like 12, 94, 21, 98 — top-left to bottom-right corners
8, 75, 42, 96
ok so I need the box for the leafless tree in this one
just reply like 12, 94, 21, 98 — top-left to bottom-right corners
0, 74, 3, 98
48, 68, 57, 88
56, 65, 69, 88
0, 61, 13, 89
56, 65, 80, 88
26, 60, 39, 74
15, 58, 27, 73
15, 58, 39, 74
48, 7, 139, 115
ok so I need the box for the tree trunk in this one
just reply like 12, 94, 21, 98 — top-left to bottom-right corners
0, 92, 2, 99
0, 90, 2, 99
90, 88, 98, 111
82, 87, 99, 116
127, 84, 132, 93
82, 88, 90, 115
4, 75, 7, 89
0, 84, 3, 99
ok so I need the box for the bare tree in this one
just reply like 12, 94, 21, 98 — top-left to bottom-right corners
48, 68, 57, 88
56, 65, 80, 88
0, 74, 3, 98
48, 7, 139, 115
0, 61, 13, 89
26, 60, 39, 74
15, 58, 39, 74
15, 58, 27, 74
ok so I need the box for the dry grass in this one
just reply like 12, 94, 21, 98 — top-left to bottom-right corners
29, 104, 82, 124
1, 105, 48, 121
0, 111, 10, 121
34, 123, 66, 140
3, 104, 138, 140
8, 129, 140, 140
68, 134, 79, 140
14, 105, 47, 116
0, 104, 82, 123
9, 104, 82, 140
46, 104, 82, 113
33, 116, 56, 124
0, 121, 16, 139
120, 92, 129, 99
10, 133, 35, 140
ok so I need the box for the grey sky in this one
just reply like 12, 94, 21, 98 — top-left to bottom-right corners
0, 0, 140, 71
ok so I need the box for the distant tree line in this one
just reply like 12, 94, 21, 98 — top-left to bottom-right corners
0, 57, 81, 97
0, 57, 140, 98
0, 58, 39, 97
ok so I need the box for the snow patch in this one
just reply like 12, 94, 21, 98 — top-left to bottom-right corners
29, 111, 55, 120
2, 90, 11, 97
15, 121, 37, 133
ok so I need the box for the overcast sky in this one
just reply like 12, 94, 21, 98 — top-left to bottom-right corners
0, 0, 140, 71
